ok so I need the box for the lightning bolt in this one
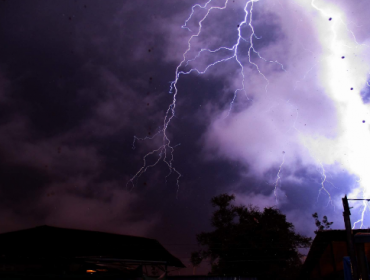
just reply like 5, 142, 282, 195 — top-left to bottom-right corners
132, 128, 162, 150
316, 163, 332, 206
181, 0, 213, 32
353, 200, 368, 229
311, 0, 370, 228
274, 152, 285, 202
129, 0, 370, 229
294, 62, 319, 91
129, 0, 285, 191
128, 1, 230, 192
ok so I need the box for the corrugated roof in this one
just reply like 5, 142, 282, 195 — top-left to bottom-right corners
0, 225, 185, 268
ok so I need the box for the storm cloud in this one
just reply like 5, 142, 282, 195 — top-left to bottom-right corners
1, 0, 370, 273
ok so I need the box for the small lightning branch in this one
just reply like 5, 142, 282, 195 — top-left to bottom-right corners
181, 0, 212, 32
317, 163, 332, 206
274, 152, 285, 202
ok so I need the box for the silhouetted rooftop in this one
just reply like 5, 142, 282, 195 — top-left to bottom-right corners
0, 225, 185, 268
300, 229, 370, 279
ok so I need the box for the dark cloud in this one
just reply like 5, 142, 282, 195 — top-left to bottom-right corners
1, 0, 370, 274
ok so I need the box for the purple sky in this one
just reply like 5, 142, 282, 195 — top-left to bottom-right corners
1, 0, 370, 274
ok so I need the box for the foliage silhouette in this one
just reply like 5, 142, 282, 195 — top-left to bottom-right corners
312, 212, 333, 234
191, 193, 311, 280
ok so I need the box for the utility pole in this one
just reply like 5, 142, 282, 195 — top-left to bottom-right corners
342, 195, 359, 280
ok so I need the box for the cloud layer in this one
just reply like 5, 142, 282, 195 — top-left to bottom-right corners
1, 0, 370, 274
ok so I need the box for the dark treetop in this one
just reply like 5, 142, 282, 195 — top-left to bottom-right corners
191, 194, 312, 280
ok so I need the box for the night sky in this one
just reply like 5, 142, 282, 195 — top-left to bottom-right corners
1, 0, 370, 274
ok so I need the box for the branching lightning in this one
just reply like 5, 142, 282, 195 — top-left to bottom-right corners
311, 0, 370, 227
129, 0, 285, 192
129, 0, 370, 229
181, 0, 212, 32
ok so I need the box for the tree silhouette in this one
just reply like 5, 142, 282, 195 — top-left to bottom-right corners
312, 212, 333, 234
191, 193, 311, 280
